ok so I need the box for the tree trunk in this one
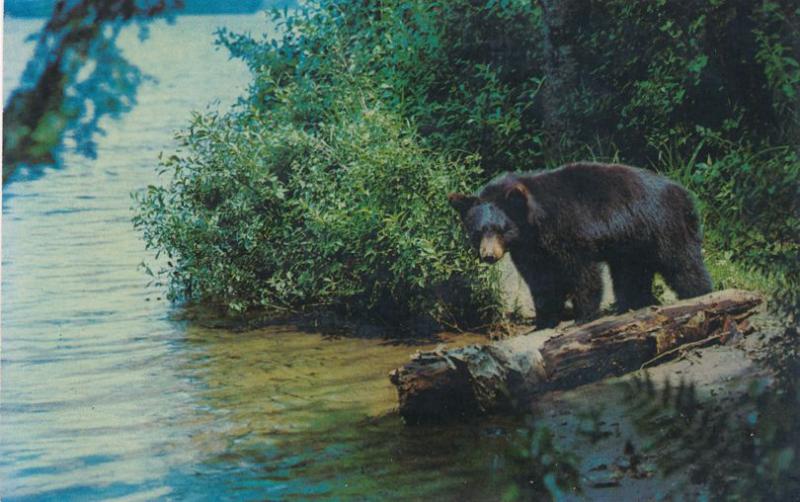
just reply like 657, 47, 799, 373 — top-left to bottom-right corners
390, 289, 762, 424
537, 0, 584, 142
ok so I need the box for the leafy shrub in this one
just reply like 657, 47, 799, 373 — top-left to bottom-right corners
224, 0, 798, 310
216, 0, 550, 174
662, 136, 800, 319
695, 147, 799, 319
548, 0, 799, 162
134, 84, 502, 327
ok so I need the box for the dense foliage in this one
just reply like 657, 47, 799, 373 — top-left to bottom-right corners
674, 142, 800, 321
137, 0, 799, 323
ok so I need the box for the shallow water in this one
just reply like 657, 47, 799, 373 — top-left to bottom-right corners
2, 14, 528, 500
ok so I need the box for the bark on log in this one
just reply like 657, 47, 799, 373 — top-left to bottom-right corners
390, 289, 761, 424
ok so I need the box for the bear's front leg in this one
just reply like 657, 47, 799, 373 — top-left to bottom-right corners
514, 260, 567, 330
571, 262, 603, 323
532, 292, 567, 329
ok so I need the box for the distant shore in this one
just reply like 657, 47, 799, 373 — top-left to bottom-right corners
4, 0, 298, 18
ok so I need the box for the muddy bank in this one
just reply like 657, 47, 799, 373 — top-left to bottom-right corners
520, 307, 784, 499
388, 265, 786, 498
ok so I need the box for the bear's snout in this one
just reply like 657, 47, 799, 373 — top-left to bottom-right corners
479, 234, 504, 264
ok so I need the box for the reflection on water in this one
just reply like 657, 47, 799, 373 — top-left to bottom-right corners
2, 14, 526, 500
170, 326, 523, 499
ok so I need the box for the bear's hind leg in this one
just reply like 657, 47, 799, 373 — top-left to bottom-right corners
660, 247, 712, 299
571, 263, 603, 323
609, 260, 657, 312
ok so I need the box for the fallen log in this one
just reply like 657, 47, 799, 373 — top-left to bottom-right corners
389, 289, 761, 424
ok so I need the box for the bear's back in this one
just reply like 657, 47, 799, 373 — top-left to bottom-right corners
482, 162, 662, 211
525, 162, 657, 202
484, 163, 692, 246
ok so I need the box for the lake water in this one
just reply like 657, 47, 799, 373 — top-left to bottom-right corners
1, 14, 528, 500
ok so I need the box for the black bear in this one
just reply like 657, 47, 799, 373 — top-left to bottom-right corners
449, 162, 712, 329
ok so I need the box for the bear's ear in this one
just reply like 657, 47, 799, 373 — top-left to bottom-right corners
448, 193, 479, 216
505, 182, 544, 224
504, 183, 531, 214
505, 183, 529, 203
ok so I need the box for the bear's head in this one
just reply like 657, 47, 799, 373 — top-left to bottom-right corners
448, 181, 536, 264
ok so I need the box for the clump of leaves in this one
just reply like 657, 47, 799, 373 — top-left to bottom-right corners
504, 419, 582, 501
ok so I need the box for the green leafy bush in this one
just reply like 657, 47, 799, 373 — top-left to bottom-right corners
691, 146, 799, 319
134, 86, 502, 327
216, 0, 550, 174
222, 0, 798, 311
660, 134, 800, 319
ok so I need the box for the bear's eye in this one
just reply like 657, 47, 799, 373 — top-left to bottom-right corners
503, 224, 519, 240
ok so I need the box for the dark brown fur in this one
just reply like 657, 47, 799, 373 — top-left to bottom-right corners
450, 162, 712, 329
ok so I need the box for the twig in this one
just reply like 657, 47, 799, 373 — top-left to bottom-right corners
640, 334, 723, 370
